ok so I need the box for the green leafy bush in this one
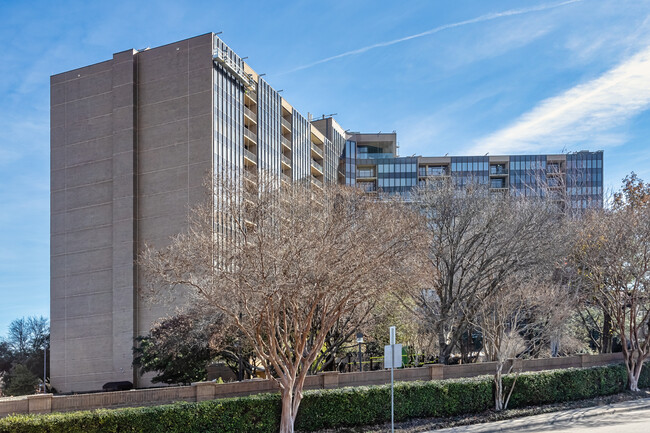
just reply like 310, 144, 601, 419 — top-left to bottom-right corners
0, 363, 641, 433
504, 364, 628, 409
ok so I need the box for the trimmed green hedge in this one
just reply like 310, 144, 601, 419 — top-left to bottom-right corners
0, 363, 640, 433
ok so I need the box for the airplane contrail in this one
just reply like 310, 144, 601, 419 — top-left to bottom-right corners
281, 0, 585, 74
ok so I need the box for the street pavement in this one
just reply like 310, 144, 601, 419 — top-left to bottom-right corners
429, 398, 650, 433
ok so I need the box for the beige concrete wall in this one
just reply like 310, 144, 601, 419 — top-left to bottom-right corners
134, 33, 213, 387
3, 353, 624, 418
51, 56, 122, 393
50, 33, 215, 393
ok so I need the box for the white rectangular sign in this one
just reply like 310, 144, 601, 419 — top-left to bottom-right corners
384, 344, 403, 369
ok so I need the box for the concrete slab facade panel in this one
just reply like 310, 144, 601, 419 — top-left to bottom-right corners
65, 270, 112, 297
64, 92, 113, 124
189, 68, 212, 94
138, 166, 189, 196
138, 142, 189, 174
65, 70, 113, 101
138, 73, 189, 106
138, 189, 189, 218
64, 182, 112, 209
65, 136, 113, 167
65, 248, 113, 276
188, 162, 212, 189
189, 138, 213, 164
51, 190, 65, 213
138, 119, 189, 151
138, 96, 189, 130
51, 126, 65, 148
189, 91, 212, 117
51, 83, 66, 105
51, 168, 65, 191
65, 226, 113, 253
52, 315, 112, 340
65, 203, 112, 232
188, 113, 212, 141
65, 115, 113, 145
64, 159, 113, 188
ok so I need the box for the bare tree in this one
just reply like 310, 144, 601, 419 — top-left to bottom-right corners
140, 176, 420, 433
473, 278, 574, 410
411, 181, 563, 364
569, 178, 650, 391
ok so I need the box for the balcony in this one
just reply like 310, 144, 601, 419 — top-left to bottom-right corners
356, 153, 395, 160
244, 148, 257, 165
243, 169, 257, 184
490, 165, 508, 175
281, 136, 291, 150
281, 117, 292, 131
244, 106, 257, 123
281, 172, 291, 184
311, 176, 323, 189
244, 128, 257, 143
311, 143, 324, 159
311, 159, 323, 174
281, 154, 291, 168
245, 90, 257, 101
419, 167, 448, 177
356, 168, 376, 179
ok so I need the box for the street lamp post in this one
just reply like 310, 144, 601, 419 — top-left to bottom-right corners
356, 332, 364, 372
43, 341, 48, 393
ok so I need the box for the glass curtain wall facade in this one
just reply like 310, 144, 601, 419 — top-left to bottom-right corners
509, 155, 547, 197
324, 130, 344, 184
257, 79, 281, 184
451, 156, 488, 187
344, 140, 357, 186
213, 37, 245, 236
567, 151, 603, 210
292, 111, 311, 183
376, 157, 418, 195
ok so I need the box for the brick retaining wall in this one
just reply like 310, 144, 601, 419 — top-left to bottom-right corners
0, 352, 624, 417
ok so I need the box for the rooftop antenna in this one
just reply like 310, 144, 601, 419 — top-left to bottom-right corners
215, 31, 223, 35
241, 56, 248, 60
444, 153, 448, 156
485, 152, 489, 156
259, 73, 266, 77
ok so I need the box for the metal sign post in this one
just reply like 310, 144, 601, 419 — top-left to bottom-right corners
384, 328, 402, 432
390, 326, 396, 433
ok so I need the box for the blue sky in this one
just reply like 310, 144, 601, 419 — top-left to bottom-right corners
1, 0, 649, 336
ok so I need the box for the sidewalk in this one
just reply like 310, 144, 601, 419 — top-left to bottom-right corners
429, 397, 650, 433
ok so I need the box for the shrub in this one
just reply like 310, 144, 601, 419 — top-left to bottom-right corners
0, 363, 641, 433
503, 364, 628, 408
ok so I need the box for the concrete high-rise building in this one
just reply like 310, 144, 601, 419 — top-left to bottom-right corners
50, 33, 604, 392
50, 33, 342, 392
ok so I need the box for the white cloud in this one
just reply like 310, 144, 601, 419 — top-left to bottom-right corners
470, 45, 650, 154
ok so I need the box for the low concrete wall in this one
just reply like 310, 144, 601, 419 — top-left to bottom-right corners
0, 352, 624, 418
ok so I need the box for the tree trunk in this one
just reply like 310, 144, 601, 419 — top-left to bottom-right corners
494, 363, 504, 411
438, 327, 451, 364
280, 387, 296, 433
627, 368, 640, 392
601, 312, 612, 354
